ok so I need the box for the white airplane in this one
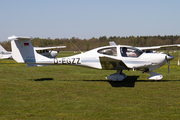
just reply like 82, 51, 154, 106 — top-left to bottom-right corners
9, 35, 175, 81
0, 39, 66, 59
0, 45, 12, 59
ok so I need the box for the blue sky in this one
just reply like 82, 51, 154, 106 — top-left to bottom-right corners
0, 0, 180, 41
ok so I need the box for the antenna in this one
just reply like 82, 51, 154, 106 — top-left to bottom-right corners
74, 44, 83, 53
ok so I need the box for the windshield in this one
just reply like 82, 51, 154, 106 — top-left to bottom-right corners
120, 47, 143, 57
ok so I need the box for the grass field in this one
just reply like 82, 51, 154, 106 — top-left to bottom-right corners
0, 51, 180, 119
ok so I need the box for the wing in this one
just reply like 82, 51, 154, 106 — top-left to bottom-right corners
137, 44, 180, 50
99, 56, 128, 70
34, 46, 66, 50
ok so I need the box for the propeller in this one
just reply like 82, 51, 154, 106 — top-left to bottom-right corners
167, 45, 170, 75
178, 51, 180, 65
166, 45, 174, 75
167, 60, 170, 75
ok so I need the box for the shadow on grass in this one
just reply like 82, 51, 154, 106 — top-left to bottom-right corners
83, 76, 139, 87
30, 76, 180, 87
83, 76, 180, 87
108, 76, 138, 87
33, 78, 54, 81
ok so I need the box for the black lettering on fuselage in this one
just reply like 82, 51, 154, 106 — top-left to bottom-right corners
62, 58, 66, 64
67, 58, 71, 64
72, 58, 75, 64
55, 58, 81, 65
54, 58, 58, 64
76, 58, 80, 64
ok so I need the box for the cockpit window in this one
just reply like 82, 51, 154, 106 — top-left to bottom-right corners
120, 47, 143, 57
143, 49, 153, 53
98, 47, 117, 56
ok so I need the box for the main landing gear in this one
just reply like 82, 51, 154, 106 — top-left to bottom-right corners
106, 70, 163, 81
106, 70, 127, 81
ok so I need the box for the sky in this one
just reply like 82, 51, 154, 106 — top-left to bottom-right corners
0, 0, 180, 41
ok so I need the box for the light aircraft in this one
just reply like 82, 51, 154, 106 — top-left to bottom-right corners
0, 45, 12, 59
9, 35, 176, 81
0, 38, 66, 59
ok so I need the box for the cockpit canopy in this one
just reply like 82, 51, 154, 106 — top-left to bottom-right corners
97, 46, 143, 58
97, 47, 117, 56
120, 47, 143, 57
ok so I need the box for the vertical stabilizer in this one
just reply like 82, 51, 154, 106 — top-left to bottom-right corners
0, 45, 7, 53
9, 35, 51, 64
9, 35, 35, 63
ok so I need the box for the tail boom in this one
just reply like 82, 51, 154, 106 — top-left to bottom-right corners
9, 35, 101, 69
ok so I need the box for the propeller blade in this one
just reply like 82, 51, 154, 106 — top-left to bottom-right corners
167, 45, 170, 56
167, 45, 170, 75
167, 60, 170, 75
166, 45, 175, 75
166, 55, 174, 61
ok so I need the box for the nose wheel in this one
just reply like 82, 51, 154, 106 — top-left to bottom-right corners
146, 71, 163, 80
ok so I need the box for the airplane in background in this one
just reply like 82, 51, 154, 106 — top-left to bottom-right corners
9, 35, 177, 81
0, 39, 66, 59
0, 45, 12, 59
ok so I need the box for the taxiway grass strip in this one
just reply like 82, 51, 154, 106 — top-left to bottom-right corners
0, 51, 180, 119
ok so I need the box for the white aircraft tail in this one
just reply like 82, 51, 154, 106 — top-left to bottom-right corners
0, 45, 7, 53
9, 35, 51, 64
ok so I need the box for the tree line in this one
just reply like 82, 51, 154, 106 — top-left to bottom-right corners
1, 35, 180, 51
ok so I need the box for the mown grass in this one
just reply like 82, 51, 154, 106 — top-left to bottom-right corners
0, 51, 180, 119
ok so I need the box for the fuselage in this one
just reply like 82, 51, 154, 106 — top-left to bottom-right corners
50, 45, 168, 71
0, 52, 12, 59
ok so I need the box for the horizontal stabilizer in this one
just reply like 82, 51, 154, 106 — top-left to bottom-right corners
8, 35, 32, 40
